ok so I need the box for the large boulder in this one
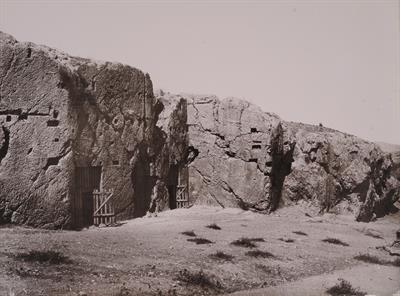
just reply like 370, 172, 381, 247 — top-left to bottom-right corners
0, 32, 187, 228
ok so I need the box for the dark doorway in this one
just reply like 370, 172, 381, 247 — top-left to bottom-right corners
168, 185, 177, 209
82, 192, 94, 227
73, 166, 102, 228
132, 154, 155, 217
167, 165, 179, 210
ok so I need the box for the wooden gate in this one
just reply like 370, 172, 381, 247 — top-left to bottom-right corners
93, 189, 116, 226
176, 185, 189, 208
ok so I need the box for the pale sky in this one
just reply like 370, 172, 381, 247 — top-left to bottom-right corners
1, 0, 399, 144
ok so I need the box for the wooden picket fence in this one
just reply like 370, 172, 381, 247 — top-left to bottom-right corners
176, 185, 189, 208
93, 189, 116, 226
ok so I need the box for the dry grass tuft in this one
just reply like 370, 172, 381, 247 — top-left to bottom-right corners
181, 231, 196, 237
322, 238, 349, 247
187, 238, 214, 245
354, 253, 400, 267
245, 250, 275, 258
15, 250, 70, 265
209, 251, 234, 261
279, 238, 295, 243
176, 269, 223, 291
364, 231, 383, 239
293, 231, 308, 236
206, 223, 221, 230
231, 238, 258, 248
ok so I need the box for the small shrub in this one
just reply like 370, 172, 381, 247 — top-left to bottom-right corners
326, 278, 365, 296
206, 223, 221, 230
230, 238, 257, 248
16, 250, 70, 265
293, 231, 308, 236
209, 251, 234, 261
181, 231, 196, 237
187, 238, 213, 245
176, 269, 222, 291
322, 238, 349, 247
279, 238, 295, 243
245, 250, 275, 258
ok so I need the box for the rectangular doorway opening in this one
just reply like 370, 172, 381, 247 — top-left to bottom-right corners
168, 165, 179, 210
73, 166, 102, 229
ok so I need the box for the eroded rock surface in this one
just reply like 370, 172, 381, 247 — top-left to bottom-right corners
180, 93, 399, 221
285, 123, 399, 221
1, 31, 398, 228
182, 93, 295, 212
0, 32, 187, 228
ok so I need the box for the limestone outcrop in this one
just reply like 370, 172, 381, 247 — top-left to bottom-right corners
181, 93, 399, 221
284, 123, 399, 221
0, 31, 397, 228
0, 32, 187, 229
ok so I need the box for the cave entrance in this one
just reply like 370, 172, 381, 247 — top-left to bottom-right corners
73, 166, 102, 229
168, 165, 179, 209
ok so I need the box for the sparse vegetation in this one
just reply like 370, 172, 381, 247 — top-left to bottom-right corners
15, 250, 70, 265
245, 250, 275, 258
322, 238, 349, 247
181, 231, 196, 237
293, 231, 308, 236
114, 285, 131, 296
354, 254, 400, 267
255, 264, 274, 274
209, 251, 234, 261
230, 237, 258, 248
364, 231, 383, 239
248, 237, 265, 242
279, 238, 295, 243
176, 269, 223, 291
354, 254, 386, 265
326, 278, 365, 296
206, 223, 221, 230
187, 238, 213, 244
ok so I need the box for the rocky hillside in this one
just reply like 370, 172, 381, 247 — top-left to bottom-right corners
164, 92, 399, 222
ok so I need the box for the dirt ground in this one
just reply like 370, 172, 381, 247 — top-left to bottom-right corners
0, 204, 399, 296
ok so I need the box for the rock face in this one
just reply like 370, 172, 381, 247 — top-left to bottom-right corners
185, 94, 295, 211
376, 142, 400, 181
1, 32, 398, 228
182, 94, 399, 221
284, 123, 399, 221
0, 32, 188, 229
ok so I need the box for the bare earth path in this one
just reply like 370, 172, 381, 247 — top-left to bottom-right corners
0, 205, 399, 296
